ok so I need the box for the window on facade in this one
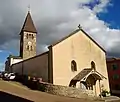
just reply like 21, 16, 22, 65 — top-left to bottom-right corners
91, 61, 96, 70
113, 74, 119, 80
112, 64, 118, 70
71, 60, 77, 71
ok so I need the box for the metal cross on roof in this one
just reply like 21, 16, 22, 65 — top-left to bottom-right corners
28, 5, 30, 12
78, 24, 82, 29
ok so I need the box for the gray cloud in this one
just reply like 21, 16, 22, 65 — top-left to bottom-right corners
0, 0, 119, 58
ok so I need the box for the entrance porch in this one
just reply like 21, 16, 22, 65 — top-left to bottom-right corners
69, 68, 106, 96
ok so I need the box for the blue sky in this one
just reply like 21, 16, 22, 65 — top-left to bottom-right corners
83, 0, 120, 29
0, 0, 120, 71
98, 0, 120, 29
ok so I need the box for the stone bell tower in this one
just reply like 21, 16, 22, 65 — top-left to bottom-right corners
19, 11, 37, 60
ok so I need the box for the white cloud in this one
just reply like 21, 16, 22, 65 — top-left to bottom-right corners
93, 0, 111, 13
0, 0, 120, 57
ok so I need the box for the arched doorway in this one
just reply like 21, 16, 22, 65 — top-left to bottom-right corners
70, 73, 103, 96
85, 74, 97, 90
80, 81, 87, 89
69, 68, 106, 96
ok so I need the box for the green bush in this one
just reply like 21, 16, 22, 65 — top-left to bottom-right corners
37, 83, 45, 92
101, 90, 109, 97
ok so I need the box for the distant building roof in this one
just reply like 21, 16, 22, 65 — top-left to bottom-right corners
20, 11, 37, 34
106, 57, 120, 62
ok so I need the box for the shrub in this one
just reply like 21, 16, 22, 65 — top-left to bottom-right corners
37, 83, 45, 92
101, 90, 109, 97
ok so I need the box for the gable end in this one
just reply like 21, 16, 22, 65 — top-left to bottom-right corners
49, 28, 106, 53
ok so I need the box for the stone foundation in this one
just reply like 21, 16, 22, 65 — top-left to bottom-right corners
38, 82, 100, 99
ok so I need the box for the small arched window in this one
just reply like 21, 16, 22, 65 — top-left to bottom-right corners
26, 34, 29, 39
32, 34, 34, 39
71, 60, 77, 71
29, 34, 31, 37
91, 61, 96, 70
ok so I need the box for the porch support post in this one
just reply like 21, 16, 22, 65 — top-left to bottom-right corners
99, 80, 102, 97
94, 84, 97, 96
95, 83, 97, 96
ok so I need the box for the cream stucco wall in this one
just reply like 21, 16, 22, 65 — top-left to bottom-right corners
5, 57, 23, 72
12, 52, 48, 82
51, 30, 109, 95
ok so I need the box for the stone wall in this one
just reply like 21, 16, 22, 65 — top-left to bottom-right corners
38, 82, 99, 99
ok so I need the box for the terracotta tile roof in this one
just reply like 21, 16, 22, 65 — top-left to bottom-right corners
20, 12, 37, 34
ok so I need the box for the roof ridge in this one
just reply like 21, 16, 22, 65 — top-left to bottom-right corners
48, 28, 105, 52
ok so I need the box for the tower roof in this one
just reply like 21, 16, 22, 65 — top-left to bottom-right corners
20, 11, 37, 34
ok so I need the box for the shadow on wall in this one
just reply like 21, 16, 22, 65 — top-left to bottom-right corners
0, 91, 33, 102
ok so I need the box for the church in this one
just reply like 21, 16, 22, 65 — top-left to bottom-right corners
5, 11, 110, 96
